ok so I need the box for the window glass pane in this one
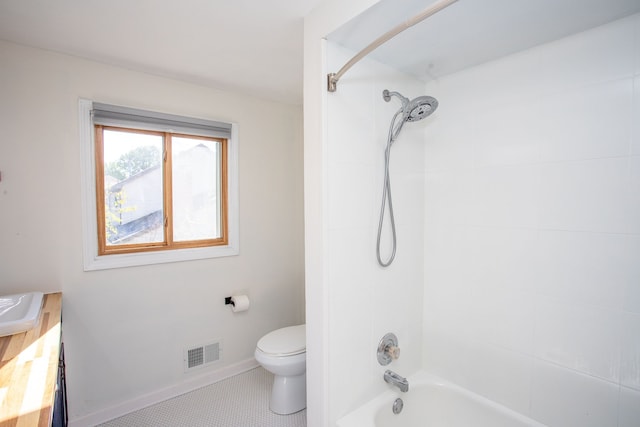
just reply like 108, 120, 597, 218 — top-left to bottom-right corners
102, 129, 164, 245
172, 136, 221, 241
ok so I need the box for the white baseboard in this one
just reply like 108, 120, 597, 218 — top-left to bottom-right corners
69, 357, 259, 427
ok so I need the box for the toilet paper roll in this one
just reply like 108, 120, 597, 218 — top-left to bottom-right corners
230, 295, 250, 313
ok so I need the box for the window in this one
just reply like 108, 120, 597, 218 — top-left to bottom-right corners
80, 100, 239, 270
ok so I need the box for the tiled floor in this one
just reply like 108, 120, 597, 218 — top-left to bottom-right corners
98, 367, 306, 427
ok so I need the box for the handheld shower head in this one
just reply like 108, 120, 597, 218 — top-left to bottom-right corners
383, 89, 439, 142
406, 96, 438, 122
383, 90, 438, 123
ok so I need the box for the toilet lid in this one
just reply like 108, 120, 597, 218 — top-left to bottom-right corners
257, 324, 305, 356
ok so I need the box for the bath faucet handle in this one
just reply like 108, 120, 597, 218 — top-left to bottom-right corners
386, 345, 400, 360
377, 333, 400, 365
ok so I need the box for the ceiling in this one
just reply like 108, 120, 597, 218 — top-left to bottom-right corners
0, 0, 324, 105
328, 0, 640, 84
2, 1, 639, 105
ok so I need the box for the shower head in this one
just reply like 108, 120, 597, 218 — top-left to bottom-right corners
382, 89, 438, 123
405, 96, 438, 121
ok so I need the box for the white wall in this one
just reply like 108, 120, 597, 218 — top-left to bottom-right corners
423, 14, 640, 427
0, 40, 305, 423
325, 43, 426, 424
303, 2, 382, 426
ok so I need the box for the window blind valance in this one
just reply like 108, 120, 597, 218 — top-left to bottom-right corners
92, 103, 232, 139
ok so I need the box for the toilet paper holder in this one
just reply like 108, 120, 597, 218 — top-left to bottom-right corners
225, 295, 250, 313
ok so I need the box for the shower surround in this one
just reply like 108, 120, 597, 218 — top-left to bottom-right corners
314, 11, 640, 427
421, 13, 640, 427
325, 42, 427, 421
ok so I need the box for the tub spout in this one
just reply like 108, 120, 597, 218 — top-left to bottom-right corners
383, 370, 409, 392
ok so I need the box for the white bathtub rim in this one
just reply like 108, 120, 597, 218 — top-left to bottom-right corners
336, 370, 547, 427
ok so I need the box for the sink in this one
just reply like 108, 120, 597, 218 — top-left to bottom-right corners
0, 292, 44, 337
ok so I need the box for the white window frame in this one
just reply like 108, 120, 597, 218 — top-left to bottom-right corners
79, 99, 239, 271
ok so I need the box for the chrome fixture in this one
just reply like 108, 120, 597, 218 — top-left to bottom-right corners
384, 370, 409, 392
392, 398, 404, 415
377, 332, 401, 365
327, 0, 459, 92
377, 89, 439, 267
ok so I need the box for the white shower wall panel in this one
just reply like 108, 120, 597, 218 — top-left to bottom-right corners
326, 42, 426, 424
423, 13, 640, 427
634, 76, 640, 155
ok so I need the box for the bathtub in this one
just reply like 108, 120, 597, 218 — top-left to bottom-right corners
337, 371, 547, 427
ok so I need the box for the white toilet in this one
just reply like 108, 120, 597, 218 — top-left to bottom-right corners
254, 324, 306, 415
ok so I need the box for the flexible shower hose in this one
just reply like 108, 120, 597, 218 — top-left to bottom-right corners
376, 109, 405, 267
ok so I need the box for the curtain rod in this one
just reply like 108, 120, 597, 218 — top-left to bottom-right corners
327, 0, 459, 93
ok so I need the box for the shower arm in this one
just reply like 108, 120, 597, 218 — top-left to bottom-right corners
327, 0, 459, 93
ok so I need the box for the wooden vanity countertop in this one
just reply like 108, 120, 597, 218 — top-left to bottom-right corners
0, 292, 62, 427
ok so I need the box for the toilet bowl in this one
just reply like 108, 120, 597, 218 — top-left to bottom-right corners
254, 324, 306, 415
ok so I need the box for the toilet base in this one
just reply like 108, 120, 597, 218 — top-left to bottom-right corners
270, 373, 306, 415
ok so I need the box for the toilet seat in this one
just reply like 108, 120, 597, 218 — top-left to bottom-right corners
257, 324, 305, 356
